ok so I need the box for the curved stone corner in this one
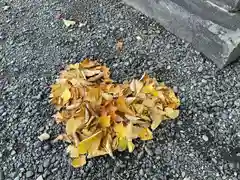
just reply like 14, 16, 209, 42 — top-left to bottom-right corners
123, 0, 240, 68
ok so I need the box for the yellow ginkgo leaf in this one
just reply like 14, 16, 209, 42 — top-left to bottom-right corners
61, 88, 71, 104
85, 87, 100, 103
150, 119, 163, 131
117, 137, 128, 151
142, 98, 155, 108
78, 131, 102, 154
126, 122, 140, 140
87, 150, 108, 158
150, 108, 164, 130
105, 134, 114, 157
130, 79, 143, 94
142, 84, 158, 96
99, 116, 111, 128
125, 97, 136, 105
114, 122, 126, 138
66, 118, 84, 135
102, 93, 113, 101
127, 140, 135, 152
71, 155, 86, 168
116, 96, 135, 115
167, 90, 181, 109
165, 107, 179, 119
138, 128, 153, 141
63, 19, 76, 27
133, 104, 144, 114
67, 145, 79, 158
67, 63, 80, 70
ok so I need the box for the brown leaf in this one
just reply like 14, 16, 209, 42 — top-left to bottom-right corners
116, 96, 135, 116
116, 38, 124, 52
88, 72, 104, 82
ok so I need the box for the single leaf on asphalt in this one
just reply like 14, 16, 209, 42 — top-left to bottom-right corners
63, 19, 76, 27
71, 155, 86, 168
116, 38, 124, 51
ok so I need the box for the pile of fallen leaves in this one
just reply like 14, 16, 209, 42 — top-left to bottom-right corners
50, 59, 180, 167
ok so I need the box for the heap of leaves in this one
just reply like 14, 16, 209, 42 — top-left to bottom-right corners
50, 59, 180, 168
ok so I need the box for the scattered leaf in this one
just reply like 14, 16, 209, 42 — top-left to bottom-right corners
63, 19, 76, 27
116, 38, 124, 52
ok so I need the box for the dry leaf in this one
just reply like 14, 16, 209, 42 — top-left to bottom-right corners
99, 116, 111, 128
67, 145, 79, 158
127, 140, 135, 152
66, 118, 84, 135
61, 88, 71, 104
138, 128, 153, 141
78, 131, 102, 154
116, 38, 124, 51
165, 107, 179, 119
71, 156, 86, 168
63, 19, 76, 27
50, 59, 180, 167
116, 96, 135, 115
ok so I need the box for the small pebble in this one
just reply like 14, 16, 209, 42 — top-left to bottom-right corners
36, 175, 43, 180
197, 66, 203, 72
3, 6, 10, 11
139, 169, 144, 176
43, 159, 50, 168
202, 135, 209, 142
26, 171, 34, 178
38, 132, 50, 141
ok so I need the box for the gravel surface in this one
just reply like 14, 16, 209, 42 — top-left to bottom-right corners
1, 0, 240, 179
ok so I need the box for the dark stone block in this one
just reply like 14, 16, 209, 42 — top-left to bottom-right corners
124, 0, 240, 68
